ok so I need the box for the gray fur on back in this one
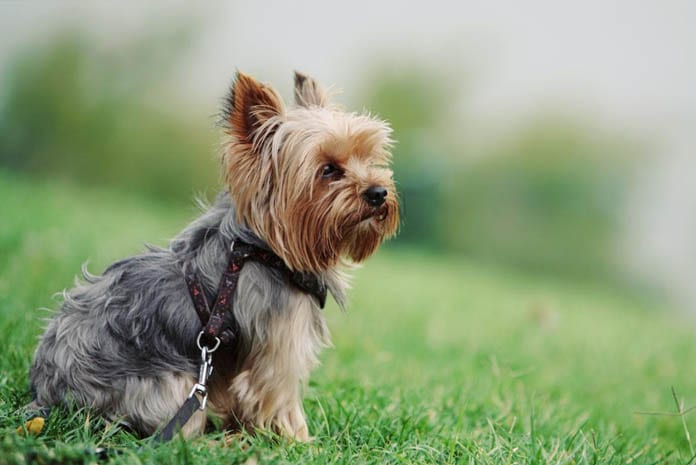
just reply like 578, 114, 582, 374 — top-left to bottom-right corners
29, 192, 346, 433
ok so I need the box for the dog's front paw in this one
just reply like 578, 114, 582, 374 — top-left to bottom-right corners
229, 370, 311, 441
272, 405, 311, 442
292, 423, 311, 443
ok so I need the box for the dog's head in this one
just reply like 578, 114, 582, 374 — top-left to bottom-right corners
222, 71, 399, 273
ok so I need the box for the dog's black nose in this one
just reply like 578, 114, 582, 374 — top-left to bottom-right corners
363, 186, 387, 207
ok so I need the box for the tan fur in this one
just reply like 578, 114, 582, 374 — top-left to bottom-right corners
205, 290, 329, 440
192, 71, 397, 441
294, 70, 329, 108
222, 73, 399, 273
226, 71, 286, 147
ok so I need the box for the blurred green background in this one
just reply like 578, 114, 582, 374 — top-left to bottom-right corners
2, 4, 696, 462
0, 31, 649, 289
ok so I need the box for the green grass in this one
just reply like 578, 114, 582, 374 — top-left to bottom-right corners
1, 170, 695, 464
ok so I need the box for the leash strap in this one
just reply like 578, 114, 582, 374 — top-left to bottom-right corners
152, 332, 218, 443
152, 395, 201, 443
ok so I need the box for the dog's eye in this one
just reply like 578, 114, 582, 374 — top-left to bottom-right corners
321, 163, 342, 179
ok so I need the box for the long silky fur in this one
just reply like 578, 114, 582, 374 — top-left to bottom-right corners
29, 70, 397, 441
30, 194, 347, 437
222, 72, 399, 273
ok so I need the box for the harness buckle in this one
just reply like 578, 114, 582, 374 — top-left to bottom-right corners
230, 239, 252, 260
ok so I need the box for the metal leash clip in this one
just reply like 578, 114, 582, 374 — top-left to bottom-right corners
188, 331, 221, 411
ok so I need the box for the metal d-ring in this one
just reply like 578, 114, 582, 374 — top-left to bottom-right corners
196, 331, 221, 353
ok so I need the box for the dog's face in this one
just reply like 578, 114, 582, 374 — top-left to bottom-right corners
222, 71, 399, 273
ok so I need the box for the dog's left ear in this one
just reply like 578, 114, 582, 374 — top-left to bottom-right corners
294, 71, 328, 108
224, 71, 285, 148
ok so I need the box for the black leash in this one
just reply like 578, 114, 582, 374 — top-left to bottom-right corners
152, 392, 202, 443
151, 332, 218, 443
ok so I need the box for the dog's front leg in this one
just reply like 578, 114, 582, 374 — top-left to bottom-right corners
230, 296, 328, 441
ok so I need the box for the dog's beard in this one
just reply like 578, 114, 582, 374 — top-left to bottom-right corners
342, 200, 399, 263
260, 194, 399, 273
342, 222, 383, 263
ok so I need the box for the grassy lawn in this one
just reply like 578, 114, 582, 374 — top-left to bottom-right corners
1, 170, 695, 464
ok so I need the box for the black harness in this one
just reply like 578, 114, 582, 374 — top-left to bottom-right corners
186, 239, 327, 346
153, 239, 327, 442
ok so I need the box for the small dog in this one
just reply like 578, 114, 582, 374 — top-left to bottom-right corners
29, 71, 398, 440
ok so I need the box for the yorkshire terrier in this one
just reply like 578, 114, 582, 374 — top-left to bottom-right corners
28, 71, 399, 441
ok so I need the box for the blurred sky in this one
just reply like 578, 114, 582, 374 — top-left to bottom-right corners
2, 0, 695, 131
2, 0, 695, 309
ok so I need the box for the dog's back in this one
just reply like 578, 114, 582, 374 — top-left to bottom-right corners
29, 198, 228, 434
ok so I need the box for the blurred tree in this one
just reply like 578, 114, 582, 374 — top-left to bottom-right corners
443, 116, 636, 278
0, 31, 217, 203
358, 63, 459, 247
357, 63, 639, 282
1, 36, 643, 283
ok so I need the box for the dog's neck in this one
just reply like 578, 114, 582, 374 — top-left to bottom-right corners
169, 192, 349, 309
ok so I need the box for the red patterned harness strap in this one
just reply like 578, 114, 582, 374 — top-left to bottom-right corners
154, 240, 328, 442
184, 239, 328, 347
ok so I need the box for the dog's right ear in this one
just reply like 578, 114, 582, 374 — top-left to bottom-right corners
294, 71, 328, 108
223, 71, 285, 147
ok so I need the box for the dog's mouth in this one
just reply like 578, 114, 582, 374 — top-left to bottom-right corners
374, 206, 388, 222
358, 205, 389, 224
342, 202, 398, 263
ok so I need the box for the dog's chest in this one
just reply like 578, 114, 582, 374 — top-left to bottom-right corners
206, 288, 329, 424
